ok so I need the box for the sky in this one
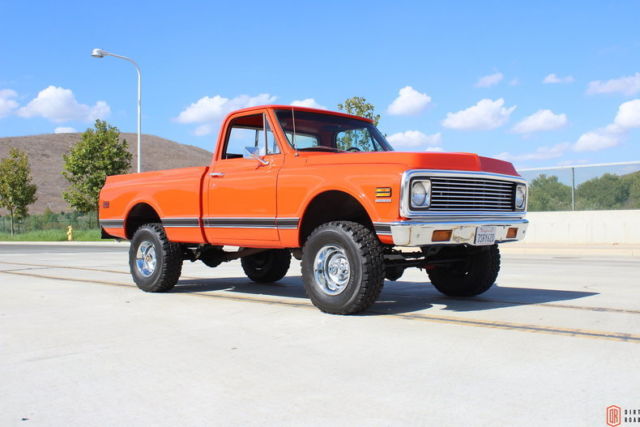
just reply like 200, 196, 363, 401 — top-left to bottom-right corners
1, 0, 639, 169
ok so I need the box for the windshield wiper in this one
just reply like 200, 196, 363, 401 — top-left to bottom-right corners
296, 147, 344, 153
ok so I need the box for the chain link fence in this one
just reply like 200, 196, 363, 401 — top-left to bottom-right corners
0, 211, 98, 235
518, 161, 640, 211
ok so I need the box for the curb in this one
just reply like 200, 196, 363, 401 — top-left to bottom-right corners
499, 243, 640, 258
0, 240, 130, 247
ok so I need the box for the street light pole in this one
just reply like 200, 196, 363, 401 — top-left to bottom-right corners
91, 48, 142, 173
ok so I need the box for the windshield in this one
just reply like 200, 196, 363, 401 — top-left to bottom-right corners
275, 110, 393, 153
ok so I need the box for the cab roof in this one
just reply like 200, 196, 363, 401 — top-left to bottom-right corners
228, 104, 375, 124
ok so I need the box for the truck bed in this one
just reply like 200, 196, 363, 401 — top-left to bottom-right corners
99, 166, 209, 243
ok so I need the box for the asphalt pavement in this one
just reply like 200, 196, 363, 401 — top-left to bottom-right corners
1, 242, 639, 426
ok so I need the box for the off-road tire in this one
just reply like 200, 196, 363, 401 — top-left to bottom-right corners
302, 221, 384, 314
427, 244, 500, 297
241, 249, 291, 283
129, 223, 183, 292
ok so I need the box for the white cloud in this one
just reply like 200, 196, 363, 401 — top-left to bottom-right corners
387, 86, 431, 115
496, 98, 639, 158
387, 130, 442, 148
174, 93, 277, 129
54, 126, 77, 133
442, 98, 516, 130
572, 98, 640, 152
17, 86, 110, 123
613, 99, 640, 128
426, 146, 445, 152
573, 130, 620, 152
587, 72, 640, 96
0, 89, 19, 118
291, 98, 326, 110
494, 143, 570, 162
194, 124, 215, 136
512, 109, 568, 134
543, 74, 575, 84
475, 72, 504, 88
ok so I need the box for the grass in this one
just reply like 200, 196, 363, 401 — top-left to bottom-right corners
0, 229, 103, 241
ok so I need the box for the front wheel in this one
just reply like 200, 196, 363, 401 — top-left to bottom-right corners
129, 223, 183, 292
302, 221, 384, 314
427, 244, 500, 297
241, 249, 291, 283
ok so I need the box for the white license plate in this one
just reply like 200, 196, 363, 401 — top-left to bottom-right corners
474, 226, 496, 245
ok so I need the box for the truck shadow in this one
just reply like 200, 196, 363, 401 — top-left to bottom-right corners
172, 276, 598, 316
373, 282, 598, 315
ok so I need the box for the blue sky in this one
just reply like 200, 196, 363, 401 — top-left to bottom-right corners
1, 0, 639, 168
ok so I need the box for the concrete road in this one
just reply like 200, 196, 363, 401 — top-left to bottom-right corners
1, 243, 639, 426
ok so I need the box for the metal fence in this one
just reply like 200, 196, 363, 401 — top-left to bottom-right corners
0, 212, 98, 235
518, 161, 640, 211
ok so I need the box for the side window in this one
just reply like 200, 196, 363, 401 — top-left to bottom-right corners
265, 117, 280, 155
223, 114, 280, 159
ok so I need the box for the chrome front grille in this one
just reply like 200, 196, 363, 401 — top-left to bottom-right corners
429, 177, 515, 211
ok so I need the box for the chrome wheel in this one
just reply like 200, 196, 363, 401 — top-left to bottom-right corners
135, 241, 157, 278
313, 245, 351, 295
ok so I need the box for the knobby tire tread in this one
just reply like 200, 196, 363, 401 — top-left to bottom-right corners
303, 221, 384, 315
131, 223, 183, 292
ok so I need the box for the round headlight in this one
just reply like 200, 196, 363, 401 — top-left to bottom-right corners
411, 180, 430, 207
515, 185, 526, 209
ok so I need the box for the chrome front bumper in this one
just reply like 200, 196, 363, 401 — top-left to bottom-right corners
375, 218, 528, 247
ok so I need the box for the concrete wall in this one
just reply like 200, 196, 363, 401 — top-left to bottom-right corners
524, 210, 640, 244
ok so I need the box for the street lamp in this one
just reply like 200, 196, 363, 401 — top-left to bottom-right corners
91, 48, 142, 173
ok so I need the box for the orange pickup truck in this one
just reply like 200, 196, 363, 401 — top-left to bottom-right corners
99, 105, 528, 314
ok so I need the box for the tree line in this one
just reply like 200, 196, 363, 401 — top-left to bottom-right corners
528, 172, 640, 211
0, 120, 131, 235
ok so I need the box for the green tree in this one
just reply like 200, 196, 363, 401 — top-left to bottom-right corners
622, 171, 640, 209
337, 96, 381, 150
0, 148, 38, 235
527, 174, 572, 211
338, 96, 380, 125
576, 173, 629, 210
63, 120, 132, 216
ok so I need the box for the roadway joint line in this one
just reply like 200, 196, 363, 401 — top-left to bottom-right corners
1, 268, 639, 344
2, 260, 640, 315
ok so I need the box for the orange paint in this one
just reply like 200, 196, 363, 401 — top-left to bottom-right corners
99, 105, 522, 248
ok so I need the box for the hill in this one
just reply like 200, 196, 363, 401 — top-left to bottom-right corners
0, 133, 212, 215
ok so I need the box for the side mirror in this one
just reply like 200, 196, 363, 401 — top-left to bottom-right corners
243, 146, 269, 166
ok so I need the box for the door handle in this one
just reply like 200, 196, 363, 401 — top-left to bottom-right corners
209, 172, 224, 177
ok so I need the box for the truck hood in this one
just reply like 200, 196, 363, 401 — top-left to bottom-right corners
302, 151, 519, 176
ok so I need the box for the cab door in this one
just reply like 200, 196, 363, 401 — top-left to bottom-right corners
203, 111, 283, 245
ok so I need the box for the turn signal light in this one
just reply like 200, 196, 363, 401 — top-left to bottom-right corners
432, 230, 452, 242
376, 187, 392, 198
506, 228, 518, 238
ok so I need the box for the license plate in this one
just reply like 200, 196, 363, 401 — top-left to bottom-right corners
474, 226, 496, 245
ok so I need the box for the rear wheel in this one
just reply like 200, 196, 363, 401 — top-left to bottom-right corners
302, 221, 384, 314
129, 223, 183, 292
427, 244, 500, 297
241, 249, 291, 283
